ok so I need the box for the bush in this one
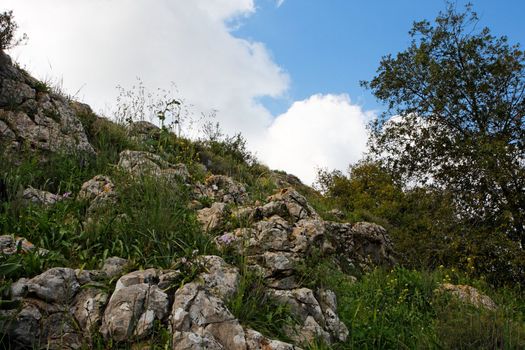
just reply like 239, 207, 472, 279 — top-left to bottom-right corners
0, 10, 27, 51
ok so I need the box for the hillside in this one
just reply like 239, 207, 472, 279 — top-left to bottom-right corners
1, 50, 524, 349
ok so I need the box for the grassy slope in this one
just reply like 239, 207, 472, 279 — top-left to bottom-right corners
0, 110, 524, 349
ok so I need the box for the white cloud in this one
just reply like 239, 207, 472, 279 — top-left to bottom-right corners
255, 94, 374, 185
2, 1, 373, 185
3, 0, 288, 140
276, 0, 285, 8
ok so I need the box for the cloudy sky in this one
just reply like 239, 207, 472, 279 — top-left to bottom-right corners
3, 0, 524, 184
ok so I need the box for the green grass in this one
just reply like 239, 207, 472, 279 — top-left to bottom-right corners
1, 112, 525, 349
308, 265, 525, 349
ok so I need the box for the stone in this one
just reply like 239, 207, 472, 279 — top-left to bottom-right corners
73, 288, 108, 333
0, 52, 94, 159
22, 187, 64, 206
194, 175, 248, 205
170, 282, 245, 350
244, 328, 302, 350
197, 202, 229, 232
0, 304, 42, 349
101, 283, 168, 341
198, 255, 240, 299
102, 256, 129, 278
266, 188, 320, 223
437, 283, 497, 310
77, 175, 117, 216
114, 268, 159, 293
25, 268, 80, 303
129, 120, 161, 142
0, 235, 46, 256
326, 221, 396, 270
40, 312, 83, 349
118, 150, 189, 182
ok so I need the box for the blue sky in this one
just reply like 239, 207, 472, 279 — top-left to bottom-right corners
5, 0, 524, 184
237, 0, 525, 115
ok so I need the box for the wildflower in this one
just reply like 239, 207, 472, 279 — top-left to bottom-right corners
218, 233, 236, 245
61, 191, 72, 198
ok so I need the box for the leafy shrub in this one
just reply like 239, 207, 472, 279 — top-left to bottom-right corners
0, 10, 27, 51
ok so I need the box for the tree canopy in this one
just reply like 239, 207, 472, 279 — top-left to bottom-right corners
363, 3, 525, 245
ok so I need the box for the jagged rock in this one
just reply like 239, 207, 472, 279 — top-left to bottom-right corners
197, 202, 229, 232
0, 52, 94, 159
22, 187, 65, 206
101, 256, 129, 278
194, 175, 248, 205
244, 328, 302, 350
0, 305, 42, 349
101, 279, 169, 341
77, 175, 117, 215
436, 283, 497, 310
114, 268, 159, 293
266, 188, 320, 223
118, 150, 189, 181
326, 221, 396, 270
40, 311, 83, 349
73, 288, 108, 333
267, 287, 347, 344
77, 175, 115, 202
0, 235, 47, 256
317, 289, 348, 342
169, 282, 246, 350
198, 255, 240, 300
25, 268, 80, 303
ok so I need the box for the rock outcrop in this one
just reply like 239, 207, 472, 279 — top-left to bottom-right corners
118, 150, 190, 182
0, 52, 94, 159
209, 187, 395, 344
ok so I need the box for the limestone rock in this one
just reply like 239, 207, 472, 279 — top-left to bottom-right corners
0, 52, 94, 159
25, 268, 80, 304
22, 187, 64, 206
101, 283, 168, 341
244, 328, 302, 350
101, 256, 129, 278
197, 202, 229, 232
266, 188, 320, 223
0, 305, 42, 349
194, 175, 248, 205
118, 149, 189, 181
0, 235, 47, 256
77, 175, 117, 215
73, 288, 108, 333
169, 282, 245, 350
437, 283, 497, 310
326, 221, 396, 270
129, 120, 160, 142
198, 255, 240, 299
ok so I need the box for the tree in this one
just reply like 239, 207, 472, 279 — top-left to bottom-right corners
0, 10, 27, 51
363, 3, 525, 245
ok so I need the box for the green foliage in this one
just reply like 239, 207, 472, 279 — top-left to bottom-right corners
227, 265, 296, 342
316, 161, 525, 285
314, 267, 525, 349
363, 2, 525, 246
76, 108, 138, 170
0, 10, 27, 51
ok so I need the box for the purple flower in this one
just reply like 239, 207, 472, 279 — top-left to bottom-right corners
61, 192, 72, 199
218, 233, 236, 245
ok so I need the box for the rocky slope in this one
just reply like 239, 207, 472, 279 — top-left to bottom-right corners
0, 52, 498, 349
